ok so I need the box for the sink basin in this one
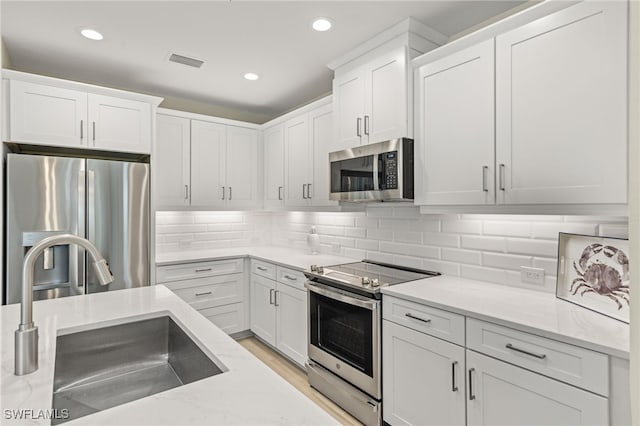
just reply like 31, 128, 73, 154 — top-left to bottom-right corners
51, 315, 225, 424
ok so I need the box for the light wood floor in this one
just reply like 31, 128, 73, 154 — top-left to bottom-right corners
238, 337, 362, 426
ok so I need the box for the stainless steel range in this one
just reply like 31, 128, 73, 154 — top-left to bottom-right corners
304, 260, 439, 425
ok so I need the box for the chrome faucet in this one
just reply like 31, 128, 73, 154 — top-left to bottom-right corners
15, 234, 114, 376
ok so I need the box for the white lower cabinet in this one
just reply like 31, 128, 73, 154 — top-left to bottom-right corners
383, 320, 466, 426
383, 296, 612, 426
250, 261, 307, 367
156, 258, 248, 335
466, 350, 608, 426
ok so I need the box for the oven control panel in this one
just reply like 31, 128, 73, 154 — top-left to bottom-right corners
381, 152, 398, 189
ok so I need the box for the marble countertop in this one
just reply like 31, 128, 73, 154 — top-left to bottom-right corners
156, 246, 357, 271
0, 286, 339, 425
382, 276, 630, 359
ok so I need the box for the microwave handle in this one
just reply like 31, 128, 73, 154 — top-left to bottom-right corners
373, 154, 380, 190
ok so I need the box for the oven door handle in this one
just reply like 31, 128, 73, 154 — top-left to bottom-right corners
305, 282, 378, 310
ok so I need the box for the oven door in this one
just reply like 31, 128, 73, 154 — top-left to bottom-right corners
306, 281, 381, 399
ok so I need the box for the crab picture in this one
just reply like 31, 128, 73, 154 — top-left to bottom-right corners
570, 243, 629, 310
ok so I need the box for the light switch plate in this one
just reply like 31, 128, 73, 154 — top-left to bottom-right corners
520, 266, 545, 285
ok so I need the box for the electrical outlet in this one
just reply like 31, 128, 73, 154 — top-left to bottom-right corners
520, 266, 545, 285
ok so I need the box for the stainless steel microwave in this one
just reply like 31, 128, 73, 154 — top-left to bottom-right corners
329, 138, 414, 202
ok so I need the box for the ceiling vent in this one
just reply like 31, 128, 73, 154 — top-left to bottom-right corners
168, 53, 204, 68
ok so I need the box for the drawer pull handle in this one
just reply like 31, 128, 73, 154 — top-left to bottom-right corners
405, 313, 431, 324
505, 343, 547, 359
468, 368, 476, 400
195, 291, 212, 297
195, 268, 212, 273
284, 275, 297, 281
257, 266, 268, 272
451, 361, 458, 392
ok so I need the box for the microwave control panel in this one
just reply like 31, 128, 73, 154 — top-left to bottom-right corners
382, 152, 398, 189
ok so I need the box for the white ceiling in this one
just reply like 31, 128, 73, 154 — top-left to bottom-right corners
1, 1, 526, 123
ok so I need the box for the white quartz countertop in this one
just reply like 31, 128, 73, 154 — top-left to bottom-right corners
0, 286, 339, 426
382, 275, 630, 359
156, 246, 357, 271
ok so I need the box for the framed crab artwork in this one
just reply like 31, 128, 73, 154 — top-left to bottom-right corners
556, 233, 630, 323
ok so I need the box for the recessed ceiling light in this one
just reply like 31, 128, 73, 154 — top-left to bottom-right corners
80, 28, 103, 41
244, 72, 260, 81
312, 18, 332, 32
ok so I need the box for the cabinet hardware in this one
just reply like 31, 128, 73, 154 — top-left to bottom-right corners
195, 291, 212, 297
284, 275, 297, 281
195, 268, 212, 273
307, 183, 312, 199
364, 115, 370, 136
505, 343, 547, 359
356, 117, 362, 137
302, 184, 308, 199
468, 368, 476, 400
274, 290, 279, 306
405, 312, 431, 324
222, 186, 225, 200
269, 288, 275, 305
229, 187, 232, 201
184, 185, 189, 200
451, 361, 458, 392
482, 166, 489, 192
278, 186, 283, 201
92, 121, 96, 143
499, 164, 505, 191
257, 266, 268, 271
80, 120, 84, 140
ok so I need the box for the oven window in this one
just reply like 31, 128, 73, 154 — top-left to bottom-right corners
330, 156, 375, 193
310, 292, 373, 377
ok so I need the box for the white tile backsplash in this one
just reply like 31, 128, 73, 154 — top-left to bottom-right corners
157, 207, 628, 293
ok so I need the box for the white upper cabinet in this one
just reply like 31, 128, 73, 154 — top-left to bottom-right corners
333, 69, 366, 149
9, 80, 87, 147
416, 39, 495, 206
155, 109, 259, 210
5, 72, 160, 153
333, 47, 409, 148
284, 114, 311, 207
225, 125, 259, 208
365, 48, 408, 144
329, 19, 445, 150
190, 120, 226, 208
495, 1, 627, 205
88, 94, 151, 153
309, 103, 337, 207
155, 114, 190, 207
263, 123, 285, 208
415, 1, 628, 210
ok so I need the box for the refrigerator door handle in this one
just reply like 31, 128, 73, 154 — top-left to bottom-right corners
77, 169, 87, 293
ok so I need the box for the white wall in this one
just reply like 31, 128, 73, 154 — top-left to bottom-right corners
158, 207, 628, 294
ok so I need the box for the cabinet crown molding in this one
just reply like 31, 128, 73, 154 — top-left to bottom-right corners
2, 69, 163, 106
327, 17, 447, 71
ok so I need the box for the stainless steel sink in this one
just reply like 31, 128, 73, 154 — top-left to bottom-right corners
51, 315, 225, 424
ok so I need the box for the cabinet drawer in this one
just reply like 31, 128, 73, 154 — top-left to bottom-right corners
252, 259, 277, 280
383, 296, 465, 346
164, 274, 244, 310
156, 258, 244, 283
199, 303, 246, 335
276, 266, 306, 290
466, 318, 609, 396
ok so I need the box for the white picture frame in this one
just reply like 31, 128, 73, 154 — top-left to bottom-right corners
556, 233, 629, 323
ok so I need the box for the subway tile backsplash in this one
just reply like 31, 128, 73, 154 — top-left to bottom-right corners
157, 206, 628, 294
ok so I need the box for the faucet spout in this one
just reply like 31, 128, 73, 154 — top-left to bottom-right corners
15, 233, 114, 376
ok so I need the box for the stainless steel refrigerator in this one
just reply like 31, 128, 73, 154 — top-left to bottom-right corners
5, 153, 149, 304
